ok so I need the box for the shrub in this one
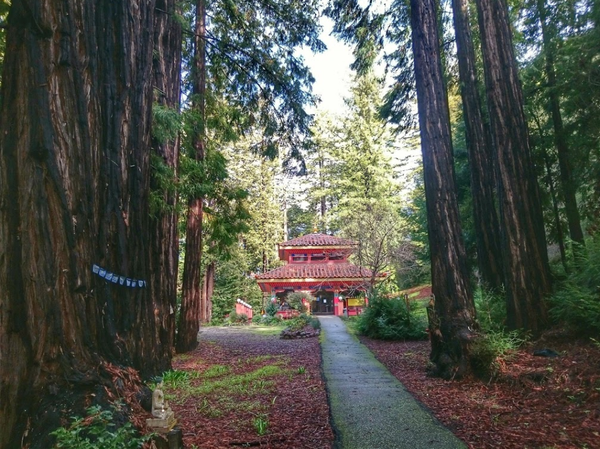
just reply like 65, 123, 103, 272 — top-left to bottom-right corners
470, 330, 527, 379
285, 292, 313, 312
357, 295, 428, 341
227, 312, 248, 325
51, 402, 149, 449
286, 314, 319, 332
548, 238, 600, 336
474, 287, 506, 332
253, 315, 282, 326
265, 302, 278, 317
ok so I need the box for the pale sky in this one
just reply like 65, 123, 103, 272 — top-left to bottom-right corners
302, 17, 355, 115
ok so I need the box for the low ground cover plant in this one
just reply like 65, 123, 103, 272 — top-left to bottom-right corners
51, 402, 148, 449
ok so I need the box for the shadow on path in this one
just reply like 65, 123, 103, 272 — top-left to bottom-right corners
319, 316, 466, 449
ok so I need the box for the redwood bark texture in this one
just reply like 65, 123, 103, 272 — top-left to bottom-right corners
0, 1, 174, 447
451, 0, 504, 290
410, 0, 477, 379
176, 0, 206, 353
475, 0, 552, 332
150, 0, 182, 363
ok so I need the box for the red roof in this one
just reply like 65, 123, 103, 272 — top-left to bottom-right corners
279, 233, 356, 248
256, 262, 378, 281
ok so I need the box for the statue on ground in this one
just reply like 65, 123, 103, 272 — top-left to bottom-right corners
147, 380, 176, 433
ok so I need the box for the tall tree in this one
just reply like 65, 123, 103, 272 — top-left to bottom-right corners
177, 0, 207, 353
534, 0, 585, 254
451, 0, 504, 290
149, 0, 183, 370
410, 0, 477, 379
176, 0, 323, 351
475, 0, 552, 332
0, 1, 172, 447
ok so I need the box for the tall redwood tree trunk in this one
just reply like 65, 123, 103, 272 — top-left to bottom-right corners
475, 0, 552, 332
452, 0, 504, 290
150, 0, 183, 360
176, 0, 206, 353
0, 1, 172, 447
410, 0, 477, 379
536, 0, 585, 253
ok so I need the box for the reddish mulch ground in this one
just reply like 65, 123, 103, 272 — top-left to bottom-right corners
161, 327, 333, 449
138, 325, 599, 449
361, 332, 600, 449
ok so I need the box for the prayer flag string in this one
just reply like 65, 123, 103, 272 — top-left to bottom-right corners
92, 264, 147, 288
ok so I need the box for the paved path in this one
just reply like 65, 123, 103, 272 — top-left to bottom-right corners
319, 316, 466, 449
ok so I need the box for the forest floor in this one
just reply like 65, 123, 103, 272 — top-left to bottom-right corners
145, 324, 600, 449
156, 325, 333, 448
362, 331, 600, 449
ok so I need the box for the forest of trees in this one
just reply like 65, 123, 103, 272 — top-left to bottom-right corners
0, 0, 599, 446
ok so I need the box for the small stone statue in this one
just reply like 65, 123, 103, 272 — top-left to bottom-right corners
147, 381, 176, 433
152, 382, 169, 418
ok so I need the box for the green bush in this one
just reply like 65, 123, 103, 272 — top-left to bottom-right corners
51, 402, 149, 449
474, 287, 506, 332
265, 302, 278, 317
470, 330, 527, 379
285, 292, 313, 312
253, 314, 283, 326
548, 238, 600, 335
286, 314, 320, 331
227, 311, 248, 324
357, 295, 428, 341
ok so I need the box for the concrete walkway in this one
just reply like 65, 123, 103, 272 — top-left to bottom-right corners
319, 316, 466, 449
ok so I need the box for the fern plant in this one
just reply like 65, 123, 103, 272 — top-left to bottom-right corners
51, 402, 149, 449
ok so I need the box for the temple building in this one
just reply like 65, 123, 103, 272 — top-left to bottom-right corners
255, 233, 386, 316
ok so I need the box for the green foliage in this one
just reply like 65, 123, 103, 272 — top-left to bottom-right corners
152, 103, 181, 144
162, 370, 191, 389
397, 168, 431, 290
253, 414, 269, 436
227, 311, 248, 325
470, 330, 527, 379
51, 402, 149, 449
252, 314, 283, 326
149, 152, 177, 217
357, 295, 427, 341
210, 249, 263, 322
286, 314, 320, 332
548, 238, 600, 335
285, 292, 313, 312
265, 302, 279, 317
474, 288, 507, 333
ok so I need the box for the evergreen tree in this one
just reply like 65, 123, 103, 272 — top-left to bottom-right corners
410, 0, 477, 379
475, 0, 552, 332
0, 2, 173, 445
451, 0, 504, 290
176, 0, 323, 351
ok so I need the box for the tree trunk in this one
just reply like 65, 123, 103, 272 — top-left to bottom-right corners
410, 0, 477, 379
203, 261, 215, 323
536, 0, 585, 253
149, 0, 183, 373
542, 146, 569, 273
0, 1, 170, 447
176, 0, 206, 353
451, 0, 504, 290
475, 0, 552, 333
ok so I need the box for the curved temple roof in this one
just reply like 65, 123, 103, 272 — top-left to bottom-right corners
255, 262, 378, 281
279, 233, 356, 248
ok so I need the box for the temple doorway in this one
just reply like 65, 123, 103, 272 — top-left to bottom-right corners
311, 291, 334, 315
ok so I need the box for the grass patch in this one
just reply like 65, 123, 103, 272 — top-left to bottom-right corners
249, 324, 286, 336
163, 362, 287, 403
